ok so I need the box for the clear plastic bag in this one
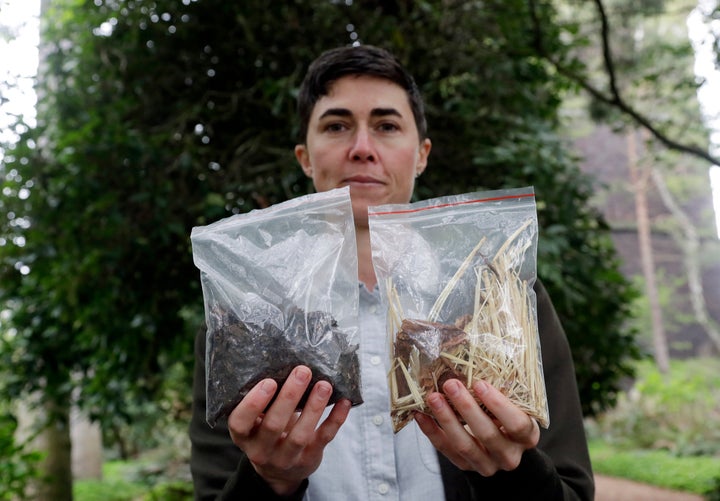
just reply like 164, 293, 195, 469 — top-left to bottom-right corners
191, 187, 363, 427
368, 187, 548, 433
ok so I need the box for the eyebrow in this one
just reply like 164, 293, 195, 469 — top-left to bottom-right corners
318, 107, 403, 120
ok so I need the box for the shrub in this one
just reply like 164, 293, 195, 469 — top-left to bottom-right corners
143, 482, 193, 501
587, 358, 720, 456
0, 409, 43, 501
706, 476, 720, 501
589, 439, 720, 495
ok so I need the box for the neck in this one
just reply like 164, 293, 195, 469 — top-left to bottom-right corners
355, 226, 376, 290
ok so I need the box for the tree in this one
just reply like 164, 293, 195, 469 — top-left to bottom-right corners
544, 0, 720, 360
534, 0, 720, 166
1, 0, 640, 494
627, 128, 670, 372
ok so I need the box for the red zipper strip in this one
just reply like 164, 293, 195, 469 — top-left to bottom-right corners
370, 192, 535, 216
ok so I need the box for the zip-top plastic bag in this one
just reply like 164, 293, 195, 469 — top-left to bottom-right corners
368, 187, 548, 433
191, 187, 363, 427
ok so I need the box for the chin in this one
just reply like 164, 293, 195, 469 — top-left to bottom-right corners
350, 203, 371, 226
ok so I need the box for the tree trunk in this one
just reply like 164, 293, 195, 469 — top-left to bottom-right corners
71, 405, 103, 480
35, 400, 74, 501
627, 130, 670, 372
651, 168, 720, 353
30, 3, 76, 496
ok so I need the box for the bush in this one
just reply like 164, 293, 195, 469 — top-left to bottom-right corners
143, 482, 193, 501
0, 409, 43, 501
74, 459, 192, 501
587, 358, 720, 456
589, 439, 720, 495
707, 476, 720, 501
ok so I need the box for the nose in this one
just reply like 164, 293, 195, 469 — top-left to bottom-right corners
349, 127, 376, 162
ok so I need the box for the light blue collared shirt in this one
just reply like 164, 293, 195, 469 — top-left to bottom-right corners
305, 285, 445, 501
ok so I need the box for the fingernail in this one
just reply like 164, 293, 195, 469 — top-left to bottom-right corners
444, 379, 461, 397
428, 393, 444, 411
259, 379, 275, 395
294, 366, 311, 384
316, 381, 331, 398
474, 380, 489, 395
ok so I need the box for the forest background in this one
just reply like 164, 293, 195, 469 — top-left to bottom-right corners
1, 0, 719, 499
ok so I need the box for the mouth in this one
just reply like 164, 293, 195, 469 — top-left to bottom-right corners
343, 175, 384, 187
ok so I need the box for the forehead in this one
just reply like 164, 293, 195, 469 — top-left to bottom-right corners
311, 75, 412, 118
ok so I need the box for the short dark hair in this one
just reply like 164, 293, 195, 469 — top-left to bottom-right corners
297, 45, 427, 143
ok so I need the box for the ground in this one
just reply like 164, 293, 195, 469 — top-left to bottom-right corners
595, 475, 705, 501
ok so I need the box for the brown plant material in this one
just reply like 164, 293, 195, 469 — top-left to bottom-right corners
387, 219, 548, 432
206, 306, 362, 427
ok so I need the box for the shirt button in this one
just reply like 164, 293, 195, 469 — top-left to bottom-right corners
370, 355, 381, 366
372, 414, 384, 426
369, 305, 378, 314
378, 482, 389, 494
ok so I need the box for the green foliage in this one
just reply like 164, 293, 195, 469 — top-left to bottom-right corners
0, 0, 638, 454
564, 0, 706, 138
702, 2, 720, 71
0, 409, 44, 501
708, 476, 720, 501
142, 482, 193, 501
589, 439, 720, 495
588, 358, 720, 457
74, 479, 192, 501
588, 357, 720, 497
627, 272, 700, 356
73, 477, 146, 501
101, 361, 192, 460
74, 453, 193, 501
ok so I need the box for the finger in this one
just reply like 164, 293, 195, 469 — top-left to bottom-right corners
424, 391, 495, 473
426, 388, 483, 447
282, 380, 334, 450
313, 398, 352, 448
280, 411, 301, 440
414, 412, 440, 437
414, 412, 445, 446
472, 380, 539, 446
442, 379, 497, 433
444, 379, 513, 456
441, 379, 516, 464
228, 378, 278, 437
415, 412, 473, 471
258, 366, 313, 440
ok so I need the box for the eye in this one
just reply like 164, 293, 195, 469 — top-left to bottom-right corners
377, 122, 400, 133
323, 122, 348, 133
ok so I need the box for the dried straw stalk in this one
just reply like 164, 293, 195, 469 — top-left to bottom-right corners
388, 219, 548, 432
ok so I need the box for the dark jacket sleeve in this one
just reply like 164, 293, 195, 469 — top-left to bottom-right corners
189, 328, 308, 501
438, 279, 595, 501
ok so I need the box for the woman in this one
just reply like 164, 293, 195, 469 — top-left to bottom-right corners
190, 44, 594, 500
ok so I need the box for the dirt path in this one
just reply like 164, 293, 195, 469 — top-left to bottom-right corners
595, 475, 705, 501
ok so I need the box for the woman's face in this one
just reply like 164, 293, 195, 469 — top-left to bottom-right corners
295, 75, 431, 228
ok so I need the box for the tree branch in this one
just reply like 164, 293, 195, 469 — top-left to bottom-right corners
528, 0, 720, 167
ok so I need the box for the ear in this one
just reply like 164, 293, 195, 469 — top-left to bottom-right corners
415, 138, 432, 177
295, 144, 313, 178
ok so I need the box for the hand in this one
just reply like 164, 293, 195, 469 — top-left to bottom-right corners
415, 378, 540, 476
227, 365, 352, 496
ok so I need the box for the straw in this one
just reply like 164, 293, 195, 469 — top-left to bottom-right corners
387, 219, 548, 432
